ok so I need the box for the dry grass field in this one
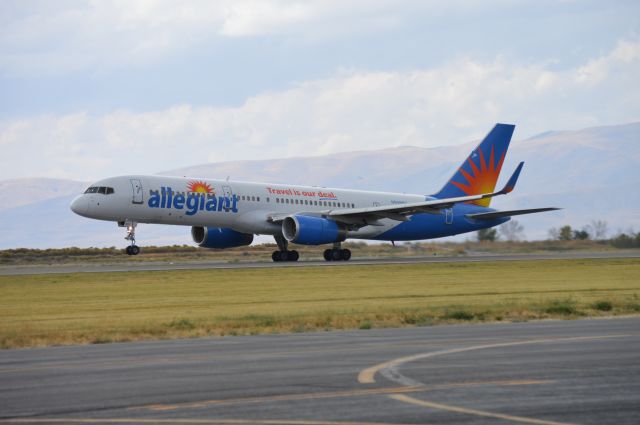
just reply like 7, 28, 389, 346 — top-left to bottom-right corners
1, 258, 639, 349
1, 240, 633, 266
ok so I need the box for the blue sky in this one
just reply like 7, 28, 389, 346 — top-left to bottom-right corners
1, 0, 639, 180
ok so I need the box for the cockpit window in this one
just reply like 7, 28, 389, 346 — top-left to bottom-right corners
84, 186, 114, 195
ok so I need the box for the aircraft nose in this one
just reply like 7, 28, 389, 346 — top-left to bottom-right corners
70, 195, 89, 216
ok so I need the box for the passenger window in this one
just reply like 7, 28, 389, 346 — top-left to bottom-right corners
266, 197, 269, 202
257, 197, 260, 202
286, 199, 289, 204
251, 196, 255, 201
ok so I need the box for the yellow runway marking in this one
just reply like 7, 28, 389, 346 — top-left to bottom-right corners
390, 394, 574, 425
357, 334, 634, 425
138, 380, 550, 411
140, 386, 421, 411
358, 334, 631, 383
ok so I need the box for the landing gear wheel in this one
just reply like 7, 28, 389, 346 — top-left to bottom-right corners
323, 248, 351, 261
125, 245, 140, 255
123, 221, 140, 256
272, 250, 299, 262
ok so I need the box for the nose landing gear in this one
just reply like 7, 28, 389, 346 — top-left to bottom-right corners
123, 221, 140, 255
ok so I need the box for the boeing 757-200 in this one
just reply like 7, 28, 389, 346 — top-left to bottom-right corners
70, 124, 558, 261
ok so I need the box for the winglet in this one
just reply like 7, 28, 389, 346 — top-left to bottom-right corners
498, 162, 524, 195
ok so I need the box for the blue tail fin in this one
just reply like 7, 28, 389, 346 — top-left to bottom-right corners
434, 123, 515, 207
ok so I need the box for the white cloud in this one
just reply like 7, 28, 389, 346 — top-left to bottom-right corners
0, 0, 535, 75
2, 38, 639, 180
0, 0, 422, 75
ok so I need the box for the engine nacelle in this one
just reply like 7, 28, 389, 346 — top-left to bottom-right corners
282, 215, 346, 245
191, 226, 254, 249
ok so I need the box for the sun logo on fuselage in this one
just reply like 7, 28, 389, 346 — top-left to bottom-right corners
187, 180, 214, 194
451, 145, 505, 207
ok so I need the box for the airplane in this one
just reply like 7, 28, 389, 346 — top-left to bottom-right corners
70, 123, 558, 261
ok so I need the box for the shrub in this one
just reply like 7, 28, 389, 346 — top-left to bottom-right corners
167, 318, 196, 330
443, 310, 474, 320
359, 321, 372, 330
544, 300, 577, 315
592, 301, 613, 311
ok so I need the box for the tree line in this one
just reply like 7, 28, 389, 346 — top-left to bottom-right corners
477, 219, 640, 248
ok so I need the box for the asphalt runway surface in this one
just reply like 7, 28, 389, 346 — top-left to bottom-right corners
1, 317, 639, 425
1, 251, 639, 275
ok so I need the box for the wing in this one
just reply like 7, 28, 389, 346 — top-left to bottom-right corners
325, 162, 525, 225
465, 207, 560, 220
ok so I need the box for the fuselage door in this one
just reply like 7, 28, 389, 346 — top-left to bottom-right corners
130, 179, 144, 204
222, 185, 233, 211
444, 208, 453, 225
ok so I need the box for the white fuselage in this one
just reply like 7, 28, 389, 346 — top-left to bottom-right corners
71, 175, 428, 239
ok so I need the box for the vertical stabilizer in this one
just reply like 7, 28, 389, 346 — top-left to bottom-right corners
434, 123, 515, 207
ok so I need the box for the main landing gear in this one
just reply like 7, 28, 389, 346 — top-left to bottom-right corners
123, 221, 140, 256
272, 234, 299, 262
323, 242, 351, 261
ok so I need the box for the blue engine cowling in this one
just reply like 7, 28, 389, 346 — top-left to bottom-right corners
191, 226, 254, 249
282, 215, 346, 245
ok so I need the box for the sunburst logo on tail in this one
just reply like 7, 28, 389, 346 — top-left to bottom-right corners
187, 180, 214, 194
451, 145, 505, 207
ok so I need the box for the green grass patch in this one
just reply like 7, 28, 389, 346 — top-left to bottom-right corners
0, 258, 639, 348
543, 299, 578, 315
442, 310, 475, 321
592, 300, 613, 311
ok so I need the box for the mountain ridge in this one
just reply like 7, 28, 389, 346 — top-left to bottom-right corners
1, 121, 638, 248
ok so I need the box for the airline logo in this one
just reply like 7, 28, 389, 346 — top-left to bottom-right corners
148, 181, 238, 215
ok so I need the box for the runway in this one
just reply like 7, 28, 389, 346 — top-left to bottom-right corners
1, 251, 639, 275
1, 317, 639, 424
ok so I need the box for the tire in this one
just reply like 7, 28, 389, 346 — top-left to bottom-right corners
331, 249, 342, 261
323, 249, 332, 261
131, 245, 140, 255
340, 249, 351, 261
279, 251, 289, 262
288, 250, 299, 262
125, 246, 132, 255
272, 251, 280, 262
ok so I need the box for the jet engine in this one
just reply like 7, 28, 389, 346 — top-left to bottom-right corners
191, 226, 254, 249
282, 215, 346, 245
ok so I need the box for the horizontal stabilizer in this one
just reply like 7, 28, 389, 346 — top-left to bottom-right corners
466, 207, 560, 220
